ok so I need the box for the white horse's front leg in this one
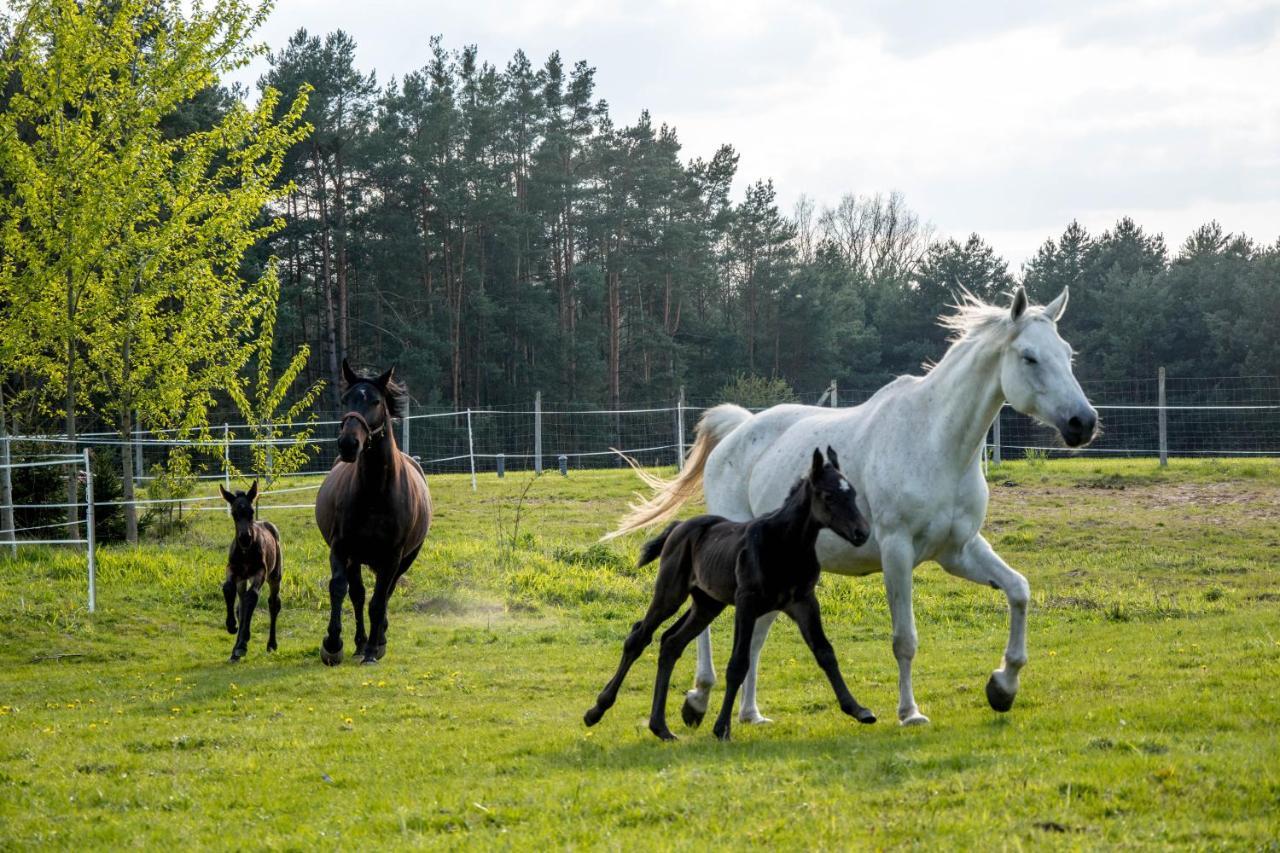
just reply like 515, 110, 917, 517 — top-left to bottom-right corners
737, 610, 779, 723
940, 534, 1030, 711
881, 538, 928, 725
680, 628, 717, 728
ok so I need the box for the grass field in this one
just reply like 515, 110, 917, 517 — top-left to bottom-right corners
1, 457, 1278, 849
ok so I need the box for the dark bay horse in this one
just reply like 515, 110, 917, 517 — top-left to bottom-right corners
219, 480, 282, 662
585, 447, 876, 741
315, 360, 432, 665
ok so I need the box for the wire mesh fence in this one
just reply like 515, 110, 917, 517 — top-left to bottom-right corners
1, 373, 1276, 549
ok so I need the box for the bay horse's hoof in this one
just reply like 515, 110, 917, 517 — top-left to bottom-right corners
680, 696, 706, 729
225, 620, 237, 635
370, 643, 386, 661
986, 673, 1016, 712
584, 706, 604, 727
360, 656, 379, 666
320, 642, 343, 666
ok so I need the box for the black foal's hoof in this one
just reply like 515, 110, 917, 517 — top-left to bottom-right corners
985, 674, 1016, 712
713, 724, 731, 742
320, 641, 343, 666
681, 697, 706, 729
369, 643, 387, 661
649, 726, 678, 742
855, 708, 877, 724
360, 655, 379, 666
225, 620, 237, 635
228, 649, 245, 663
354, 640, 367, 657
266, 641, 278, 653
584, 706, 604, 727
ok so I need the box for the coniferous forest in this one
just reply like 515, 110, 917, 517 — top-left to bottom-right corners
250, 32, 1278, 411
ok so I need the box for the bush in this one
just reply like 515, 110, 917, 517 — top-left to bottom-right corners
5, 442, 123, 542
715, 373, 798, 408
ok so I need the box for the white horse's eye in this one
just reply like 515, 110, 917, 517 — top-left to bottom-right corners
1022, 354, 1038, 366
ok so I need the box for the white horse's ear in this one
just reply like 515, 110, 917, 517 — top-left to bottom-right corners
1044, 286, 1069, 321
1010, 286, 1028, 320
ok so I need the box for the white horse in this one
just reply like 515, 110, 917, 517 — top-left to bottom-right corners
606, 287, 1096, 726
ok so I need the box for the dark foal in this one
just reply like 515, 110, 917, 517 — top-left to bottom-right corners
585, 447, 876, 741
315, 360, 432, 666
219, 480, 282, 663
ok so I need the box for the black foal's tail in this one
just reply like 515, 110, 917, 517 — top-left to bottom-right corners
637, 521, 680, 568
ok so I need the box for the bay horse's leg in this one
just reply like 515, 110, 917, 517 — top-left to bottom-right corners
938, 534, 1030, 713
712, 597, 763, 741
785, 591, 875, 724
321, 551, 349, 666
348, 567, 367, 657
230, 577, 262, 663
584, 566, 690, 727
361, 563, 399, 665
650, 590, 726, 741
222, 571, 237, 635
881, 537, 927, 725
680, 629, 717, 728
737, 610, 780, 724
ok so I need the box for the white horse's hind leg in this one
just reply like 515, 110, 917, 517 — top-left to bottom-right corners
737, 610, 779, 723
881, 538, 928, 725
940, 534, 1029, 711
680, 629, 717, 727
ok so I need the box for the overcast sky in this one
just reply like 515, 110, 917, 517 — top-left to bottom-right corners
229, 0, 1280, 269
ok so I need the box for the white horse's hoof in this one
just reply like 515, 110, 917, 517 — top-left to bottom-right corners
899, 712, 931, 726
739, 710, 773, 725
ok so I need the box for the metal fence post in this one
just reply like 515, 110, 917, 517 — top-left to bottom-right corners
466, 408, 477, 492
401, 400, 411, 455
84, 449, 96, 614
992, 408, 1002, 465
134, 410, 144, 481
1158, 366, 1168, 467
1, 383, 14, 557
534, 391, 543, 475
675, 386, 686, 470
223, 423, 231, 514
829, 380, 838, 409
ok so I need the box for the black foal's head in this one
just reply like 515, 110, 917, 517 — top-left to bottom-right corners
337, 359, 407, 463
219, 480, 259, 549
806, 446, 870, 547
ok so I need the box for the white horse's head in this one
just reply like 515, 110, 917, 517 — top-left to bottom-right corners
997, 287, 1098, 447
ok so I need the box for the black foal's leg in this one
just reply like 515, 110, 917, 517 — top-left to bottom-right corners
786, 591, 875, 724
712, 598, 763, 741
649, 591, 726, 741
361, 567, 397, 665
584, 594, 689, 727
266, 576, 281, 653
222, 576, 237, 634
348, 567, 367, 657
230, 580, 261, 663
321, 551, 349, 666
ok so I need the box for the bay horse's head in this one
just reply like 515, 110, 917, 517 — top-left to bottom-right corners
806, 446, 870, 547
337, 358, 407, 463
219, 480, 258, 549
997, 287, 1098, 448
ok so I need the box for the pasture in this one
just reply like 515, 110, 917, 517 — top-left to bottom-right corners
0, 458, 1277, 848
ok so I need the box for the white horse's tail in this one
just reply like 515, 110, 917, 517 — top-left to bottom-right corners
602, 403, 752, 541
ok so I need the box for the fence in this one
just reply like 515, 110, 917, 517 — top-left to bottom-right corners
1, 372, 1276, 550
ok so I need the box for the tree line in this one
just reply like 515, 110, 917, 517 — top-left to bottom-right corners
254, 31, 1278, 411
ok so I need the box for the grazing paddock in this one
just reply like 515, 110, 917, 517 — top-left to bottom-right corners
0, 459, 1277, 848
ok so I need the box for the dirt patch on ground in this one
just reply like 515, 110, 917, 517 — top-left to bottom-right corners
1141, 482, 1279, 520
990, 478, 1279, 523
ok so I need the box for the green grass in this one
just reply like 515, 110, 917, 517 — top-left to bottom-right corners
1, 458, 1278, 848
